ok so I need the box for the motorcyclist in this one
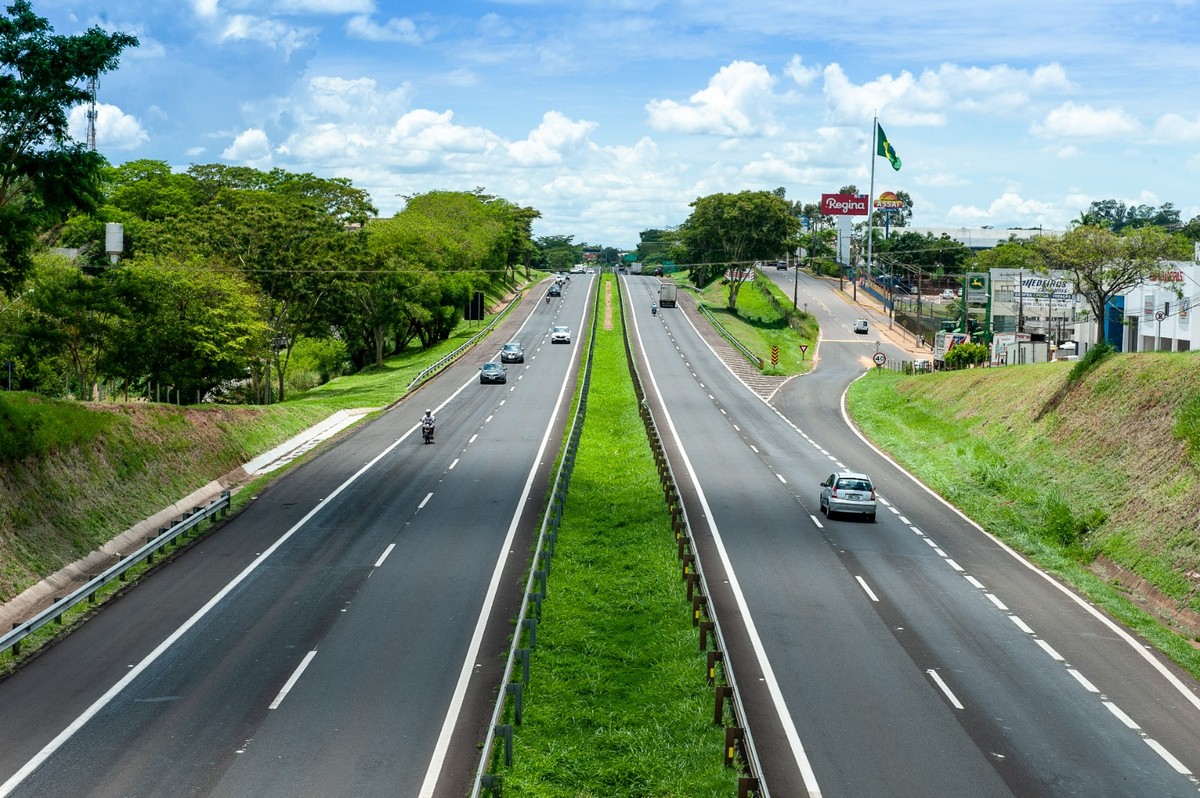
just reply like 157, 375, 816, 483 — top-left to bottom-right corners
421, 409, 436, 442
651, 302, 657, 316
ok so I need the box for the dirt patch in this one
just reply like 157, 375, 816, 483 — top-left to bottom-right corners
1092, 555, 1200, 647
604, 281, 613, 330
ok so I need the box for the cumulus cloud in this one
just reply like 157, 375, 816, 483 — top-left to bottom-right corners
945, 192, 1061, 227
346, 14, 422, 44
646, 61, 781, 137
784, 55, 820, 87
823, 62, 1072, 125
67, 103, 149, 151
1031, 101, 1141, 138
1151, 112, 1200, 143
222, 128, 274, 165
508, 111, 597, 166
276, 0, 375, 12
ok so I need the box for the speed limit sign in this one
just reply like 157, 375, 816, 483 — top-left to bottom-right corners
872, 352, 887, 367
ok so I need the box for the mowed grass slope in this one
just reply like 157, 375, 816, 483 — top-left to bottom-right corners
848, 353, 1200, 672
505, 276, 737, 796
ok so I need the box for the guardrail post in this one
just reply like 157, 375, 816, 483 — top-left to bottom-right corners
516, 647, 531, 685
522, 617, 537, 649
681, 553, 695, 577
706, 649, 722, 683
527, 592, 543, 620
724, 726, 745, 767
495, 723, 513, 766
714, 685, 731, 725
691, 594, 707, 626
699, 620, 714, 651
480, 773, 502, 796
507, 682, 524, 724
738, 776, 760, 797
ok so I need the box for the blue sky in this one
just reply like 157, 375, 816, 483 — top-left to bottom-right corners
35, 0, 1200, 248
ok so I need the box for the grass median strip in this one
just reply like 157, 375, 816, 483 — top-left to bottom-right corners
505, 276, 738, 796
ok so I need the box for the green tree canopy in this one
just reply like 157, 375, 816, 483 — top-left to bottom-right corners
0, 1, 137, 292
680, 190, 800, 308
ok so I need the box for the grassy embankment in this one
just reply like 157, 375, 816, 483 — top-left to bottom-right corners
502, 274, 737, 795
0, 289, 518, 610
690, 272, 818, 375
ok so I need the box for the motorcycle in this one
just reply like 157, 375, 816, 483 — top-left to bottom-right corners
421, 418, 435, 444
651, 304, 657, 316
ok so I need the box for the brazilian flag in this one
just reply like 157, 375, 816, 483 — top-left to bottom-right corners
877, 123, 902, 171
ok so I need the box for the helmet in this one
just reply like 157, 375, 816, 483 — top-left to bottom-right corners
425, 409, 431, 414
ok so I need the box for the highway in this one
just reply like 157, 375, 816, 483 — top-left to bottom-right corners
626, 268, 1200, 797
0, 275, 595, 798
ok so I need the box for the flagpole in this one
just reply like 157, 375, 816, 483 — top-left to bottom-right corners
867, 115, 877, 284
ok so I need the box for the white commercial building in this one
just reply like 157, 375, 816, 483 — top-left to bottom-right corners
1118, 260, 1200, 353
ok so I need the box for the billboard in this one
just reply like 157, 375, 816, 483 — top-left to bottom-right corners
820, 193, 869, 216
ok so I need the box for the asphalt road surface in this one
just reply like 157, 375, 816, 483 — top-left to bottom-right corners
626, 270, 1200, 797
0, 275, 593, 798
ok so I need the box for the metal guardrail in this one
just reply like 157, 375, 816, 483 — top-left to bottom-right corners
622, 278, 769, 797
471, 277, 601, 797
407, 291, 524, 390
1, 491, 231, 657
697, 304, 765, 371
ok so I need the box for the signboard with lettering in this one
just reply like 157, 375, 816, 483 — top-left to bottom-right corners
820, 193, 869, 216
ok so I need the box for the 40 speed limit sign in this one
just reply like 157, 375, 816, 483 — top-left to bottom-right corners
872, 352, 887, 367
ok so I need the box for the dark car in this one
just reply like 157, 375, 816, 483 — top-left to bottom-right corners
479, 362, 507, 384
500, 342, 524, 363
548, 283, 561, 297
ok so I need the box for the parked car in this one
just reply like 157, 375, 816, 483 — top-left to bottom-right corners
479, 362, 507, 384
500, 342, 524, 363
550, 325, 572, 344
819, 471, 877, 521
854, 318, 869, 334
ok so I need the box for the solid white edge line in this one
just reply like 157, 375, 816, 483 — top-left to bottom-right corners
269, 650, 318, 710
416, 283, 592, 798
838, 372, 1200, 715
0, 418, 420, 798
374, 543, 396, 568
645, 304, 824, 797
926, 669, 964, 710
855, 576, 880, 603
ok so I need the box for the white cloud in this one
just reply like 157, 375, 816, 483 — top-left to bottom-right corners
1031, 101, 1141, 139
945, 192, 1061, 227
67, 103, 149, 151
220, 14, 316, 56
222, 128, 274, 165
784, 55, 820, 87
1151, 112, 1200, 143
275, 0, 375, 12
508, 112, 597, 166
646, 61, 781, 137
346, 15, 422, 44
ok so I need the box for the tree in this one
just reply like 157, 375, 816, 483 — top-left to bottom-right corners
679, 190, 800, 309
1080, 199, 1182, 233
1029, 225, 1192, 344
0, 1, 138, 293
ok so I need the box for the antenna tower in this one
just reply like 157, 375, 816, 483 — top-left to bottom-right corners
85, 75, 98, 151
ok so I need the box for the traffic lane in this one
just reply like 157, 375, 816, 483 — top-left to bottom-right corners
833, 519, 1198, 796
0, 290, 584, 795
633, 307, 1011, 796
804, 364, 1200, 785
209, 435, 538, 798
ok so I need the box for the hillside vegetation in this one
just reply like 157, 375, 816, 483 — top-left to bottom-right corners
848, 352, 1200, 666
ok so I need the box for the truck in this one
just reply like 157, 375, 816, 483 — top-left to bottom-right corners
658, 280, 677, 308
932, 330, 970, 371
990, 333, 1050, 367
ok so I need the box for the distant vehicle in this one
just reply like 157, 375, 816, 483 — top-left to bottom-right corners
479, 362, 507, 384
775, 260, 788, 270
550, 325, 572, 344
500, 342, 524, 363
853, 318, 869, 334
570, 264, 586, 274
940, 289, 956, 300
548, 283, 561, 297
653, 265, 664, 276
658, 280, 677, 308
819, 471, 877, 521
932, 330, 971, 370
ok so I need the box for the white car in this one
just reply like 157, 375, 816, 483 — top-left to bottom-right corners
551, 325, 572, 344
940, 289, 956, 300
853, 318, 869, 334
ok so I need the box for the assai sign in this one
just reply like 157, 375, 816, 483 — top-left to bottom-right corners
820, 193, 869, 216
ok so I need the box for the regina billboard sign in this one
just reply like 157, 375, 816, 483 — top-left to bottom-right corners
820, 193, 869, 216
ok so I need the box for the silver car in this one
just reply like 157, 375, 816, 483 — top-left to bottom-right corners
819, 471, 877, 521
551, 325, 571, 344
